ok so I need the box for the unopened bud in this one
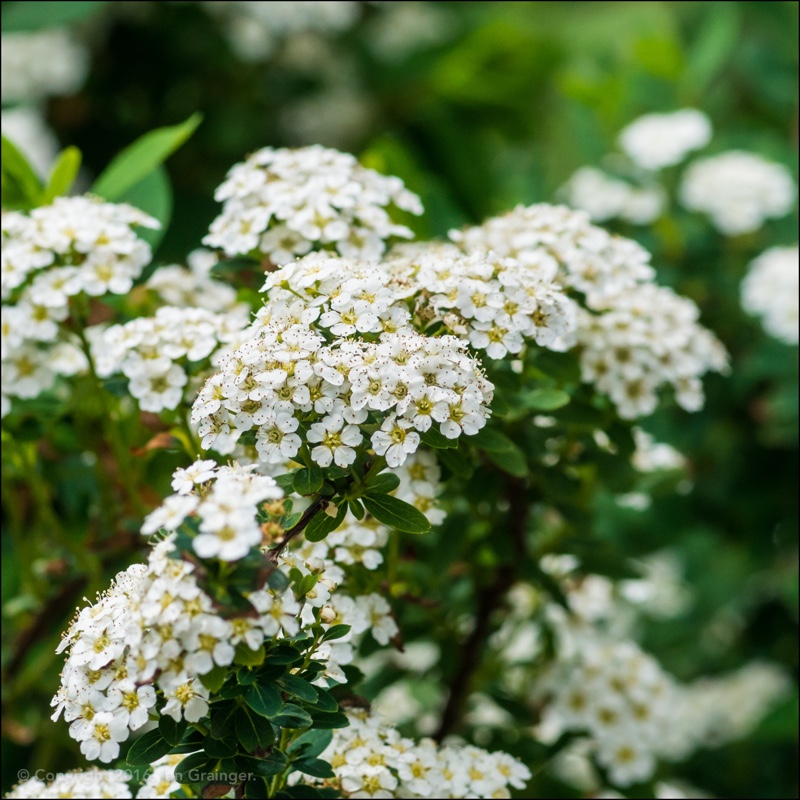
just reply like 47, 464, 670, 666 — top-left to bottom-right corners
320, 606, 337, 624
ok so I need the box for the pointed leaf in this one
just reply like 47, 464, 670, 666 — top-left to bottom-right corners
244, 682, 283, 718
362, 494, 431, 533
127, 728, 172, 765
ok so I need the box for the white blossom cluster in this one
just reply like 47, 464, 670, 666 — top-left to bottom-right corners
310, 708, 532, 798
618, 109, 712, 172
451, 203, 727, 417
741, 245, 799, 345
450, 203, 655, 307
203, 145, 422, 263
561, 167, 665, 225
91, 305, 251, 413
1, 28, 89, 103
575, 282, 729, 418
145, 248, 240, 314
192, 315, 494, 465
680, 150, 796, 235
1, 197, 158, 415
5, 768, 132, 799
204, 1, 361, 62
134, 754, 185, 799
383, 243, 577, 356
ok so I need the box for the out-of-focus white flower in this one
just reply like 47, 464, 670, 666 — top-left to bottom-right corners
741, 245, 799, 344
619, 109, 712, 171
1, 106, 59, 177
562, 167, 665, 224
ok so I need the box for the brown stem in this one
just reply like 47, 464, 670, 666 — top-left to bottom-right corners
267, 496, 330, 563
434, 474, 529, 740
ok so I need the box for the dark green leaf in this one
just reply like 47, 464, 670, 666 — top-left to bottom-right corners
293, 758, 335, 779
92, 113, 201, 200
2, 1, 108, 32
204, 736, 238, 759
420, 426, 459, 448
321, 624, 350, 642
235, 706, 275, 753
269, 703, 313, 729
244, 682, 283, 718
274, 473, 297, 492
199, 664, 227, 693
364, 472, 401, 494
239, 751, 289, 778
305, 502, 347, 542
210, 701, 238, 740
126, 728, 172, 765
307, 711, 350, 729
293, 467, 324, 496
362, 494, 431, 533
119, 165, 172, 255
234, 643, 266, 668
288, 729, 333, 759
174, 751, 215, 785
308, 688, 338, 713
1, 135, 43, 209
158, 715, 188, 747
277, 674, 318, 703
264, 646, 303, 665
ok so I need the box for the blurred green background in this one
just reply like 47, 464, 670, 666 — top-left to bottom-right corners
1, 1, 797, 797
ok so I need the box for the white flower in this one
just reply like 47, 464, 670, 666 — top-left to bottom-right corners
77, 711, 130, 763
371, 415, 420, 468
308, 414, 363, 468
171, 459, 218, 494
741, 245, 799, 344
618, 109, 712, 171
141, 495, 199, 536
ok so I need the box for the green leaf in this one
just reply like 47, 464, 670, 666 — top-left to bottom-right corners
169, 728, 204, 754
293, 467, 324, 496
277, 674, 318, 703
364, 472, 401, 495
305, 502, 347, 542
420, 426, 459, 449
199, 664, 227, 694
126, 728, 173, 765
158, 715, 188, 747
92, 113, 201, 200
681, 2, 740, 99
292, 758, 336, 779
437, 445, 474, 478
288, 729, 333, 759
523, 388, 571, 411
239, 751, 289, 778
308, 688, 338, 713
362, 494, 431, 533
174, 751, 215, 785
236, 706, 275, 753
269, 703, 313, 729
307, 711, 350, 729
244, 682, 283, 718
119, 165, 172, 257
321, 624, 350, 642
264, 646, 303, 665
348, 498, 365, 520
484, 446, 528, 477
204, 736, 238, 759
210, 701, 238, 740
1, 135, 43, 209
471, 427, 517, 453
41, 147, 81, 202
234, 643, 266, 668
274, 473, 297, 492
2, 1, 108, 33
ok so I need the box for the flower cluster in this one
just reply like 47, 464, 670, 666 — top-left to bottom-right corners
741, 245, 799, 345
205, 1, 361, 62
310, 708, 531, 798
5, 768, 132, 799
561, 167, 665, 225
575, 282, 729, 417
203, 145, 422, 263
384, 243, 577, 356
680, 150, 796, 235
450, 203, 727, 417
192, 318, 493, 465
617, 109, 712, 172
134, 754, 185, 799
1, 28, 89, 103
145, 248, 240, 314
1, 197, 158, 415
450, 203, 655, 307
92, 305, 251, 413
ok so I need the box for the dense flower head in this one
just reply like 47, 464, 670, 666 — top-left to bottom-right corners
741, 245, 799, 344
192, 320, 494, 464
575, 283, 729, 418
203, 145, 423, 263
561, 167, 665, 225
1, 28, 89, 103
91, 304, 251, 413
311, 708, 532, 798
5, 767, 132, 799
450, 203, 655, 307
680, 150, 796, 235
618, 109, 712, 171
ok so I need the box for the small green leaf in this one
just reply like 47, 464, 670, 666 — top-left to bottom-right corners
158, 715, 188, 747
239, 751, 289, 778
234, 643, 266, 668
308, 688, 338, 713
41, 147, 81, 202
199, 664, 227, 693
277, 674, 318, 703
269, 703, 313, 729
485, 446, 528, 477
92, 113, 202, 200
126, 728, 172, 765
244, 682, 283, 718
305, 502, 347, 542
523, 388, 571, 411
120, 165, 172, 255
204, 737, 238, 759
321, 624, 350, 642
364, 472, 401, 495
1, 135, 43, 209
362, 494, 431, 534
420, 426, 458, 449
174, 751, 215, 785
288, 729, 333, 759
293, 467, 324, 496
264, 646, 303, 665
293, 758, 336, 779
274, 473, 297, 492
236, 706, 275, 753
348, 498, 365, 520
307, 711, 350, 729
471, 427, 516, 453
